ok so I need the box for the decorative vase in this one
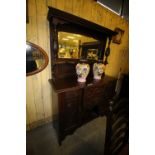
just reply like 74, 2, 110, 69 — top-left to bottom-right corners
76, 62, 90, 82
93, 62, 105, 80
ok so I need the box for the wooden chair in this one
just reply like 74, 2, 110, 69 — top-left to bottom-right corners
104, 74, 129, 155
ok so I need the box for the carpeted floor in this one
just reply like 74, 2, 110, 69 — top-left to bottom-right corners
26, 116, 107, 155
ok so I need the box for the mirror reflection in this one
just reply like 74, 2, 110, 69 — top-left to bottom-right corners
26, 42, 48, 76
58, 32, 101, 60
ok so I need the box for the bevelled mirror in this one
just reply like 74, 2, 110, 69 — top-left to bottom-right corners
58, 31, 101, 61
26, 41, 49, 76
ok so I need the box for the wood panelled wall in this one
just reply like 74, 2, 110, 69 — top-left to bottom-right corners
26, 0, 129, 130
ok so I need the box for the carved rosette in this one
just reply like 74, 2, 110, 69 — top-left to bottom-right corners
76, 63, 90, 82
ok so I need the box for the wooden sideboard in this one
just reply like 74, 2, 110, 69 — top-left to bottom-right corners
47, 7, 117, 145
49, 76, 116, 144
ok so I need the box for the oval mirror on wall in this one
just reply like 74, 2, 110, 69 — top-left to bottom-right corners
26, 41, 49, 76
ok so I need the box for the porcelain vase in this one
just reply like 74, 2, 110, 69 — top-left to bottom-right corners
93, 63, 105, 80
76, 63, 90, 82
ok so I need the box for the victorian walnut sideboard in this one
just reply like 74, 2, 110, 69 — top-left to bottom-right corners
47, 7, 117, 145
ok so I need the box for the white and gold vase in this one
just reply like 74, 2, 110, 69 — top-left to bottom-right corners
76, 63, 90, 82
93, 63, 105, 80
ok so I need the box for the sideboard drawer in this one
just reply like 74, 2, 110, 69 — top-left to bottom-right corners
65, 90, 80, 99
84, 85, 105, 98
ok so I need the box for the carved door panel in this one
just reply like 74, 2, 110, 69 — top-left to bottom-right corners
83, 84, 105, 110
84, 81, 116, 109
59, 89, 82, 131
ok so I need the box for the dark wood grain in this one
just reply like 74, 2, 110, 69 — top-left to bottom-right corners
47, 7, 117, 36
47, 7, 118, 146
49, 75, 117, 144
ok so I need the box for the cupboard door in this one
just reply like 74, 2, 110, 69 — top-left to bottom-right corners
83, 85, 105, 109
59, 89, 82, 131
84, 81, 116, 110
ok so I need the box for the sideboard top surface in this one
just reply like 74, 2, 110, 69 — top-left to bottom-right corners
49, 75, 116, 93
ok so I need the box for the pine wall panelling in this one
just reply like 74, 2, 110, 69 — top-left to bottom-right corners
26, 0, 129, 130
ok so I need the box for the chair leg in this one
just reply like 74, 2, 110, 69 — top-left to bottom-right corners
104, 113, 112, 155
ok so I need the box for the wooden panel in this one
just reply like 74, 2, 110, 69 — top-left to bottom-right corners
36, 0, 47, 16
47, 0, 57, 8
54, 0, 65, 11
84, 85, 105, 109
91, 2, 103, 25
72, 0, 84, 18
26, 77, 37, 124
52, 87, 58, 116
53, 63, 77, 79
26, 0, 52, 130
65, 90, 81, 99
83, 80, 115, 110
64, 0, 73, 13
26, 0, 38, 127
26, 0, 37, 43
59, 89, 82, 131
33, 75, 45, 121
36, 0, 52, 119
